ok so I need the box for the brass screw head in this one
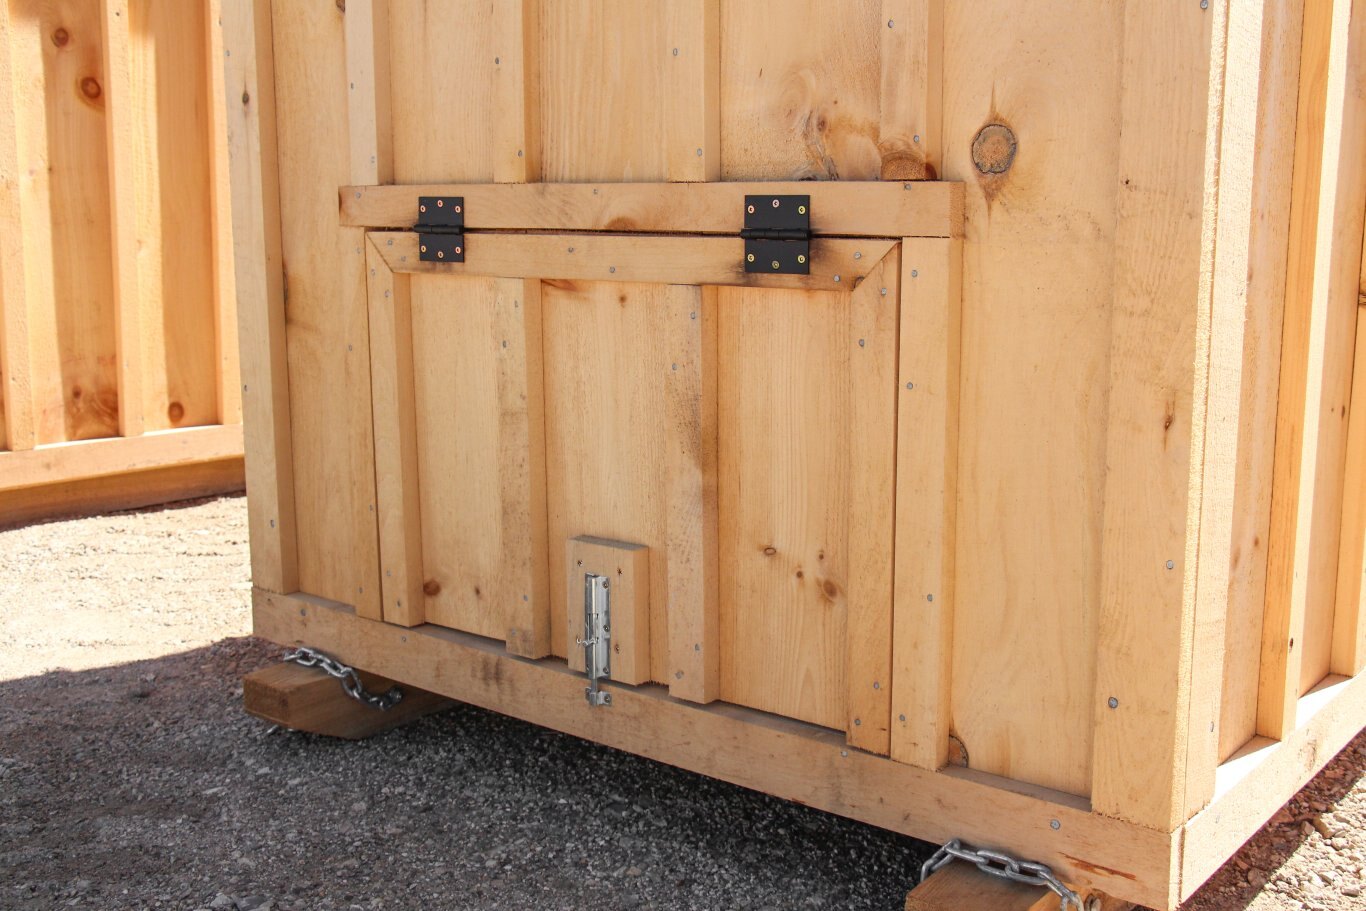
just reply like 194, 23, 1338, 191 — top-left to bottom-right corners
798, 205, 806, 214
771, 260, 780, 269
797, 254, 806, 264
746, 253, 755, 263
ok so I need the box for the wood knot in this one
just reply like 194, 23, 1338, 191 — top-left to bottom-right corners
762, 545, 777, 556
51, 28, 70, 48
821, 579, 839, 600
423, 580, 441, 597
167, 401, 185, 423
79, 76, 102, 103
335, 0, 346, 11
971, 123, 1017, 175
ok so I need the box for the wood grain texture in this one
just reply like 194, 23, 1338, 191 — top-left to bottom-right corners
11, 0, 119, 446
100, 0, 142, 438
1333, 240, 1366, 676
1218, 0, 1307, 763
0, 454, 242, 528
1090, 0, 1223, 830
129, 0, 218, 434
844, 248, 899, 755
0, 424, 242, 491
1187, 0, 1295, 809
540, 0, 668, 182
343, 181, 963, 238
365, 243, 421, 627
1261, 0, 1366, 735
543, 280, 691, 683
664, 285, 720, 702
222, 0, 297, 595
664, 0, 718, 182
720, 0, 883, 180
243, 662, 452, 740
271, 0, 380, 616
890, 238, 960, 769
879, 0, 942, 180
370, 231, 891, 292
402, 273, 550, 654
255, 588, 1177, 911
1182, 672, 1366, 901
940, 0, 1122, 798
0, 0, 34, 452
717, 273, 897, 734
206, 0, 240, 428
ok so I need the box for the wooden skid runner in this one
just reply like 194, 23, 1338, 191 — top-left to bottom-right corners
906, 862, 1134, 911
243, 661, 453, 740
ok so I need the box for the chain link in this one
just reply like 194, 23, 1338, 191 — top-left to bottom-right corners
282, 647, 404, 711
921, 839, 1085, 911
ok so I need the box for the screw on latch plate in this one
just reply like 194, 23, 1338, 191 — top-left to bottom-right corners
741, 195, 810, 275
414, 196, 465, 263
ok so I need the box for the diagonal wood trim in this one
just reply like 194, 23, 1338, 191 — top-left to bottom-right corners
369, 231, 891, 292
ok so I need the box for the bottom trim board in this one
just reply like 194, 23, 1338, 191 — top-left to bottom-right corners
1180, 670, 1366, 899
0, 456, 245, 527
253, 588, 1174, 909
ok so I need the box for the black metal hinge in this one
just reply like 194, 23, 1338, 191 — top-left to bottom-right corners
741, 195, 810, 274
414, 196, 465, 262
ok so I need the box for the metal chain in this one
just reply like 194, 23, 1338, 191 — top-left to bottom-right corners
921, 839, 1086, 911
282, 646, 404, 712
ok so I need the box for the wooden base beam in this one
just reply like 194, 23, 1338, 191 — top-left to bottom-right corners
243, 661, 453, 740
907, 862, 1134, 911
252, 587, 1175, 909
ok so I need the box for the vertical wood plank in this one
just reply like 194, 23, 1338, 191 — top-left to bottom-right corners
845, 247, 900, 755
100, 0, 143, 439
666, 285, 719, 702
222, 0, 298, 595
365, 239, 423, 627
1261, 0, 1366, 736
207, 0, 241, 427
1090, 0, 1224, 829
878, 0, 942, 180
501, 277, 551, 657
1334, 239, 1366, 676
0, 2, 33, 452
272, 1, 381, 616
1218, 0, 1306, 762
494, 0, 541, 183
344, 0, 392, 186
1184, 0, 1300, 812
665, 0, 719, 182
889, 238, 960, 769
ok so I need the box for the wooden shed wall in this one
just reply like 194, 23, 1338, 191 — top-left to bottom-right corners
238, 0, 1366, 840
260, 0, 1192, 806
0, 0, 242, 522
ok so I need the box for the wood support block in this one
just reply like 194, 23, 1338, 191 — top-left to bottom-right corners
565, 536, 651, 684
905, 862, 1134, 911
243, 662, 453, 740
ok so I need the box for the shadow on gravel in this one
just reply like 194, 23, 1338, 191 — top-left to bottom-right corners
0, 636, 933, 911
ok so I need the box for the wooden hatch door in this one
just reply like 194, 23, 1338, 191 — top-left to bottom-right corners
350, 182, 961, 756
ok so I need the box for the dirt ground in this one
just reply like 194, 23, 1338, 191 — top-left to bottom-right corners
0, 495, 1362, 910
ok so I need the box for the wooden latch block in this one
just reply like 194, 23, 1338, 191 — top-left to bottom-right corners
566, 536, 650, 686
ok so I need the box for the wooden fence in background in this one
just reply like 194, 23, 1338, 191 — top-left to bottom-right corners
0, 0, 242, 526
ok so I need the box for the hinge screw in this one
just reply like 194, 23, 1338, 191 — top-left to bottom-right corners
747, 204, 755, 214
771, 261, 780, 270
797, 254, 806, 264
746, 253, 755, 263
771, 199, 780, 208
798, 205, 806, 214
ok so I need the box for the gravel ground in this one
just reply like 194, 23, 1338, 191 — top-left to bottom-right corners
0, 495, 1362, 910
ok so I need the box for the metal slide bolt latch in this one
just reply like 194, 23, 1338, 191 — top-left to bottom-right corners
579, 574, 612, 706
